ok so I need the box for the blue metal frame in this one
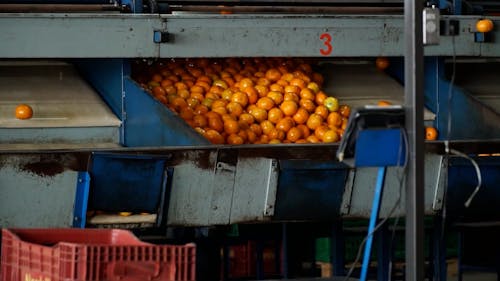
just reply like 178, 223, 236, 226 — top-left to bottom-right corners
123, 78, 209, 146
360, 167, 387, 281
424, 57, 500, 140
72, 171, 90, 228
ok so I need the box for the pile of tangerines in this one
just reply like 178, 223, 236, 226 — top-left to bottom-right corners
137, 58, 350, 145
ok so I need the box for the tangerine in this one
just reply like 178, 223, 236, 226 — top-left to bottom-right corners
280, 100, 298, 116
15, 104, 33, 120
425, 126, 438, 140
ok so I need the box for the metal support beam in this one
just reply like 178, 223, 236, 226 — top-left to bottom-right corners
404, 1, 425, 281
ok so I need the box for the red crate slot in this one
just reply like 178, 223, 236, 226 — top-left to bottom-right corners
1, 228, 196, 281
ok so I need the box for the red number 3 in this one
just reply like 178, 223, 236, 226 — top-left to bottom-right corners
320, 33, 333, 56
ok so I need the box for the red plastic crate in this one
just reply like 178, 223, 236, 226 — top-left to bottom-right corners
1, 228, 196, 281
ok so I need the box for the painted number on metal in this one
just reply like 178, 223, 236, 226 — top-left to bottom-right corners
319, 33, 333, 56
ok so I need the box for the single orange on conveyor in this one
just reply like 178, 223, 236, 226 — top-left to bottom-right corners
377, 100, 392, 106
425, 126, 438, 140
15, 104, 33, 120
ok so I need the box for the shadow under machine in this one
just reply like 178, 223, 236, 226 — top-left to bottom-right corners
0, 0, 499, 279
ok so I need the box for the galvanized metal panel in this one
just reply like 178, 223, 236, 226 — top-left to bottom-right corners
230, 158, 278, 223
344, 153, 445, 218
0, 14, 495, 58
0, 13, 162, 58
167, 150, 235, 226
0, 156, 78, 227
0, 127, 119, 144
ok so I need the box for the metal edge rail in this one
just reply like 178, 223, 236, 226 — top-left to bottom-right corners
0, 13, 498, 57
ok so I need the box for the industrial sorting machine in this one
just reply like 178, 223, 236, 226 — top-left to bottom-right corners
0, 0, 499, 280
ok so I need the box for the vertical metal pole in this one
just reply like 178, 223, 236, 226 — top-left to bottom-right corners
360, 167, 387, 281
405, 0, 425, 280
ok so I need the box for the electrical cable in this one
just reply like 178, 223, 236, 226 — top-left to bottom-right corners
342, 128, 408, 281
444, 34, 483, 208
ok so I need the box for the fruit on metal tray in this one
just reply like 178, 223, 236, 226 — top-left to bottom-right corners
136, 58, 351, 144
15, 104, 33, 120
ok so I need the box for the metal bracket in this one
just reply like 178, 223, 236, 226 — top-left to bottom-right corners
154, 30, 171, 43
263, 159, 279, 217
432, 156, 448, 211
340, 169, 356, 215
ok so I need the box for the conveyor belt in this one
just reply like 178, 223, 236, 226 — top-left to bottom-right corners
0, 61, 121, 147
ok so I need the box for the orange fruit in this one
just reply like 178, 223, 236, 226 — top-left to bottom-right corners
375, 57, 390, 71
152, 86, 166, 97
323, 130, 339, 143
267, 91, 284, 105
164, 85, 177, 95
268, 108, 284, 124
179, 107, 194, 120
476, 19, 494, 33
224, 119, 240, 135
177, 89, 190, 99
243, 87, 259, 105
250, 123, 263, 136
193, 115, 208, 128
227, 134, 244, 145
269, 139, 281, 144
213, 79, 229, 89
267, 128, 286, 141
239, 113, 255, 127
249, 107, 267, 123
425, 127, 438, 140
293, 107, 310, 124
231, 91, 249, 107
204, 129, 225, 144
284, 92, 300, 103
276, 79, 289, 87
339, 105, 351, 118
190, 84, 205, 94
15, 104, 33, 120
300, 88, 315, 100
194, 104, 209, 115
307, 82, 320, 94
160, 79, 174, 88
211, 99, 228, 109
280, 100, 298, 116
297, 124, 310, 139
306, 135, 321, 143
289, 78, 306, 89
284, 85, 300, 95
195, 81, 211, 92
246, 129, 257, 143
315, 91, 328, 106
257, 77, 272, 87
314, 105, 329, 119
306, 113, 323, 130
265, 68, 282, 82
377, 100, 392, 106
221, 89, 234, 101
155, 95, 168, 105
239, 78, 254, 90
226, 102, 244, 118
287, 127, 303, 142
256, 97, 275, 111
254, 85, 269, 97
327, 112, 342, 127
323, 96, 339, 112
269, 83, 284, 93
260, 120, 275, 135
276, 117, 295, 132
314, 125, 329, 141
171, 97, 188, 112
312, 72, 324, 86
201, 98, 214, 109
152, 74, 163, 83
259, 134, 270, 144
190, 92, 205, 102
208, 116, 224, 133
299, 99, 316, 113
